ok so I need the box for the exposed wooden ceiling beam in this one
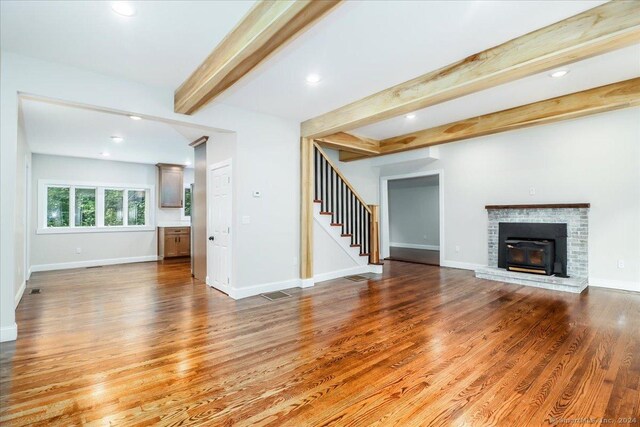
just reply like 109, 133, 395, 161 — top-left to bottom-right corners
336, 78, 640, 162
302, 1, 640, 138
175, 0, 342, 115
338, 150, 369, 162
314, 132, 380, 156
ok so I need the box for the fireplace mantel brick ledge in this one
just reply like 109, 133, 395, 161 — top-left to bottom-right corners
476, 204, 590, 293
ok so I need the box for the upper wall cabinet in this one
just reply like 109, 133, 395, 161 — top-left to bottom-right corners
157, 164, 184, 208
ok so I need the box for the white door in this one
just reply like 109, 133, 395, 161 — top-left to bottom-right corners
208, 162, 232, 291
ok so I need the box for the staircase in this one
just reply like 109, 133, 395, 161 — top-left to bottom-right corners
313, 143, 381, 269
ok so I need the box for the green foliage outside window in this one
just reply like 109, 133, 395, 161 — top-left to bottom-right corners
75, 188, 96, 227
184, 188, 191, 217
104, 189, 124, 226
47, 187, 70, 227
128, 190, 146, 226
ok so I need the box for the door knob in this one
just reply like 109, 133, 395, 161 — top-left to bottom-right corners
209, 236, 215, 241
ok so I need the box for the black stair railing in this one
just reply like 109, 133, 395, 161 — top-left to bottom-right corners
313, 145, 371, 257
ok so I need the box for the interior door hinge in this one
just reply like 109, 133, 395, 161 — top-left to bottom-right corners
227, 177, 231, 184
227, 277, 230, 284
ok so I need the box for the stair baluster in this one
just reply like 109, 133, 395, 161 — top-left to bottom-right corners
312, 144, 378, 264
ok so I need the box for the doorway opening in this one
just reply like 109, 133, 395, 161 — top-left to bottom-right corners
380, 171, 443, 266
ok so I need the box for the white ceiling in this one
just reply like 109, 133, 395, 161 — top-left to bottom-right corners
20, 99, 214, 165
215, 0, 622, 120
355, 44, 640, 139
0, 0, 254, 87
3, 0, 639, 141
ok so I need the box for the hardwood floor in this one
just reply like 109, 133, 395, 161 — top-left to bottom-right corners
388, 247, 440, 266
1, 260, 639, 426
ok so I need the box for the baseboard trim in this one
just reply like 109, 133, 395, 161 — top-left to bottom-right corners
314, 264, 382, 283
390, 242, 440, 251
0, 323, 18, 342
15, 281, 26, 308
229, 278, 303, 300
300, 278, 315, 288
441, 260, 486, 271
206, 276, 233, 296
31, 255, 160, 273
589, 277, 639, 293
26, 267, 32, 281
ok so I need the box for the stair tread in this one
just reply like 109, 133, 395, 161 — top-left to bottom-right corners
319, 212, 333, 215
330, 223, 343, 226
341, 234, 352, 237
360, 253, 369, 256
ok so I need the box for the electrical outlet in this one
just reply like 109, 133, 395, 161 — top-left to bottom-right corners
76, 247, 82, 254
455, 245, 460, 253
423, 234, 428, 240
241, 215, 251, 224
618, 259, 625, 269
529, 187, 536, 196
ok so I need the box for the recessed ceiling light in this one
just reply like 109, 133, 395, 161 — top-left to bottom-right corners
111, 1, 136, 17
305, 73, 321, 85
129, 115, 142, 121
405, 113, 416, 119
185, 161, 192, 166
111, 136, 124, 143
101, 152, 111, 157
549, 69, 569, 78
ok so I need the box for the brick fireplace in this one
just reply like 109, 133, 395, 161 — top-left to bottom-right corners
476, 203, 590, 293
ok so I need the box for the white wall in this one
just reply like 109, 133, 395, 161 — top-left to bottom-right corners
313, 222, 358, 276
30, 154, 194, 268
329, 108, 640, 291
389, 180, 439, 248
1, 52, 302, 339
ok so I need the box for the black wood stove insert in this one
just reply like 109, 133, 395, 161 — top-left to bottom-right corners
498, 223, 568, 277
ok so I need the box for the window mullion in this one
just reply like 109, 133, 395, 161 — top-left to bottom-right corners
97, 187, 105, 227
69, 186, 76, 228
123, 189, 129, 227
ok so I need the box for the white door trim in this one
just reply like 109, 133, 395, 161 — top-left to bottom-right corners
24, 154, 31, 281
379, 169, 444, 265
207, 159, 233, 295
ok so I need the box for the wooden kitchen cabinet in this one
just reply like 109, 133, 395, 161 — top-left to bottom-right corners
157, 164, 184, 208
158, 227, 190, 258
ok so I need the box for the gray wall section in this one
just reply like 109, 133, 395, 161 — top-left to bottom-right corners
30, 154, 193, 268
388, 177, 439, 247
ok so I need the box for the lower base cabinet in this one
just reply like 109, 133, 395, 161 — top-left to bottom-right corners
158, 227, 191, 258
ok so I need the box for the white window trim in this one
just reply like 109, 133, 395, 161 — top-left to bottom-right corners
37, 179, 155, 234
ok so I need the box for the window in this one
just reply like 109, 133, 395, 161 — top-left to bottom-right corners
74, 188, 96, 227
47, 186, 70, 227
183, 187, 192, 218
104, 189, 124, 226
128, 190, 146, 226
38, 180, 154, 234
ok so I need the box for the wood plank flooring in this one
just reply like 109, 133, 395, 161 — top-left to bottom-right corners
1, 260, 638, 426
388, 247, 440, 266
